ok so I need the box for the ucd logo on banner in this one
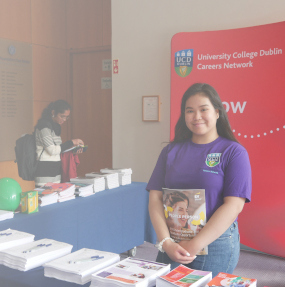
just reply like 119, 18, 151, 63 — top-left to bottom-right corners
175, 49, 193, 77
206, 153, 221, 167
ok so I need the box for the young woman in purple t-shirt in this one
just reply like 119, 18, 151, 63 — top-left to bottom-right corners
147, 83, 252, 277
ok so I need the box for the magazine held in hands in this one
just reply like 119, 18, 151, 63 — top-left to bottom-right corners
163, 188, 207, 255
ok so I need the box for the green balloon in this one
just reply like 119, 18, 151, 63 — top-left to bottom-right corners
0, 178, 22, 211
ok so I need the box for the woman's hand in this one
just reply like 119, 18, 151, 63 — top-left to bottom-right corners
72, 139, 84, 146
178, 240, 201, 257
163, 240, 196, 264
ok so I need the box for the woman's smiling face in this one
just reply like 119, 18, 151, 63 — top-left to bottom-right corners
185, 93, 219, 144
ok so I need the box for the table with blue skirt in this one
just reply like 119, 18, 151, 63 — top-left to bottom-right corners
0, 182, 157, 287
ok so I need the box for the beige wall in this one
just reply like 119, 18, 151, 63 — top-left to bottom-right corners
111, 0, 285, 182
0, 0, 111, 191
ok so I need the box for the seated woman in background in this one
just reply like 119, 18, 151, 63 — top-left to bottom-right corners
34, 100, 84, 187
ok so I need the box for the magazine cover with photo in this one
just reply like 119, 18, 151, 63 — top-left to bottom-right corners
163, 188, 207, 255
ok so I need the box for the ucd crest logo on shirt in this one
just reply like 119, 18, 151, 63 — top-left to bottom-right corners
206, 153, 221, 167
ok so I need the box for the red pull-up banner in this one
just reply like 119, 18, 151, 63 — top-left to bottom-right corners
171, 21, 285, 258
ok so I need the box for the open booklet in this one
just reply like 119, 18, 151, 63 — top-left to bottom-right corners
63, 145, 88, 153
163, 188, 208, 255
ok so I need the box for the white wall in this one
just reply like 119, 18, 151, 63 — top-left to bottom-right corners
111, 0, 285, 182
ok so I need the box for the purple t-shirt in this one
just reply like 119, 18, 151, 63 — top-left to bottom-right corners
146, 137, 252, 220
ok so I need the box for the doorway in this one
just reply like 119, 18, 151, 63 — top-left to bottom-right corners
70, 48, 112, 176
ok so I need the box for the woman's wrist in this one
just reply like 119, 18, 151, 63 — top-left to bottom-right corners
156, 237, 175, 253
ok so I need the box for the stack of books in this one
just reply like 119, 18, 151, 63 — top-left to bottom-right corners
85, 172, 119, 189
44, 248, 120, 285
0, 229, 34, 251
156, 265, 212, 287
72, 183, 94, 197
0, 210, 14, 221
205, 272, 257, 287
0, 238, 72, 271
90, 257, 170, 287
100, 168, 132, 185
70, 176, 105, 193
35, 187, 59, 206
43, 182, 76, 203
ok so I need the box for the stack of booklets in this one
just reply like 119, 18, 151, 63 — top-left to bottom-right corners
0, 238, 73, 271
0, 210, 14, 221
90, 257, 170, 287
44, 248, 120, 285
72, 183, 94, 197
156, 265, 212, 287
0, 229, 34, 251
85, 172, 119, 189
70, 176, 105, 193
100, 168, 132, 185
35, 187, 59, 206
43, 182, 76, 203
205, 272, 257, 287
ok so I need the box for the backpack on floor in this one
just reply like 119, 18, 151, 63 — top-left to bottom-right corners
14, 133, 38, 181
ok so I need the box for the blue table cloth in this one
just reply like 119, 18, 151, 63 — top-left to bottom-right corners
0, 182, 157, 287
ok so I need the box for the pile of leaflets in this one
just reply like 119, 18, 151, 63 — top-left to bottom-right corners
90, 257, 170, 287
100, 168, 132, 185
0, 238, 72, 271
70, 176, 105, 193
44, 248, 120, 285
156, 265, 212, 287
205, 272, 257, 287
36, 183, 76, 205
0, 210, 14, 221
44, 182, 75, 203
0, 229, 34, 251
85, 172, 119, 189
36, 187, 59, 206
72, 183, 94, 197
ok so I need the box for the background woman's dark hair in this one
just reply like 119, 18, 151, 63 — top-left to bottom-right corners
40, 100, 71, 121
172, 83, 238, 143
165, 191, 189, 208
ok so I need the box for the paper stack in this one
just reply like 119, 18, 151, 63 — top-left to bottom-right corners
100, 168, 132, 185
70, 176, 105, 193
0, 210, 14, 221
43, 182, 76, 203
85, 172, 119, 189
93, 176, 106, 192
35, 187, 59, 206
44, 248, 120, 285
0, 238, 73, 271
205, 272, 257, 287
156, 265, 212, 287
0, 229, 34, 251
90, 257, 170, 287
72, 183, 94, 197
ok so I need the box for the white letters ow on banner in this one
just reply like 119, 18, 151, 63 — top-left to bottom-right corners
222, 101, 247, 113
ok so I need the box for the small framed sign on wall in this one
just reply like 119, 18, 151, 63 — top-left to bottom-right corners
142, 95, 160, 122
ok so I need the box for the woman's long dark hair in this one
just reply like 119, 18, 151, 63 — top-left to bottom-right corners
35, 100, 71, 133
172, 83, 238, 143
40, 100, 71, 121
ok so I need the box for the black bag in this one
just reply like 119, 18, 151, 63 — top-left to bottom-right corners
14, 133, 38, 181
